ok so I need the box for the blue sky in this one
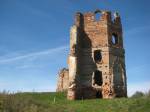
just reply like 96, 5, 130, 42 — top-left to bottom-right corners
0, 0, 150, 96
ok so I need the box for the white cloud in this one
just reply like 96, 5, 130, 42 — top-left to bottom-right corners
0, 45, 68, 64
127, 81, 150, 97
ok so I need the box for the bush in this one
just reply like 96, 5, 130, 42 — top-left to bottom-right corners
145, 90, 150, 98
0, 92, 59, 112
131, 91, 145, 98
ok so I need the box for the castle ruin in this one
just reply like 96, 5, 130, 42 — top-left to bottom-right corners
57, 9, 127, 100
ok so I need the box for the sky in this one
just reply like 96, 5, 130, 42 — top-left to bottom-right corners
0, 0, 150, 96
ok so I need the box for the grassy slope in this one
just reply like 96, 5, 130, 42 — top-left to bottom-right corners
0, 92, 150, 112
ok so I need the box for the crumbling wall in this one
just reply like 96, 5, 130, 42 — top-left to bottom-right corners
56, 68, 69, 92
56, 9, 127, 100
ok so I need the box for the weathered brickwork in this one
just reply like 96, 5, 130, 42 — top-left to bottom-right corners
57, 9, 127, 100
56, 68, 69, 92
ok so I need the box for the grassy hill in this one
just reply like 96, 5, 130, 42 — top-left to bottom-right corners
0, 92, 150, 112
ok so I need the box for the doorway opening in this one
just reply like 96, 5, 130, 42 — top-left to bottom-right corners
94, 70, 103, 86
96, 91, 102, 98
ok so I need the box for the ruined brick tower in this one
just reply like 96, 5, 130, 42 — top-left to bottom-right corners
57, 9, 127, 100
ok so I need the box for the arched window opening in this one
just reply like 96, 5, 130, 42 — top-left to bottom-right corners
94, 70, 103, 86
95, 12, 102, 21
94, 50, 102, 63
112, 33, 118, 45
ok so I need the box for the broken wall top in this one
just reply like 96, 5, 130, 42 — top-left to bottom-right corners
72, 9, 124, 49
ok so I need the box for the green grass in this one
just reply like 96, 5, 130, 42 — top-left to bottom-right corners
0, 92, 150, 112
